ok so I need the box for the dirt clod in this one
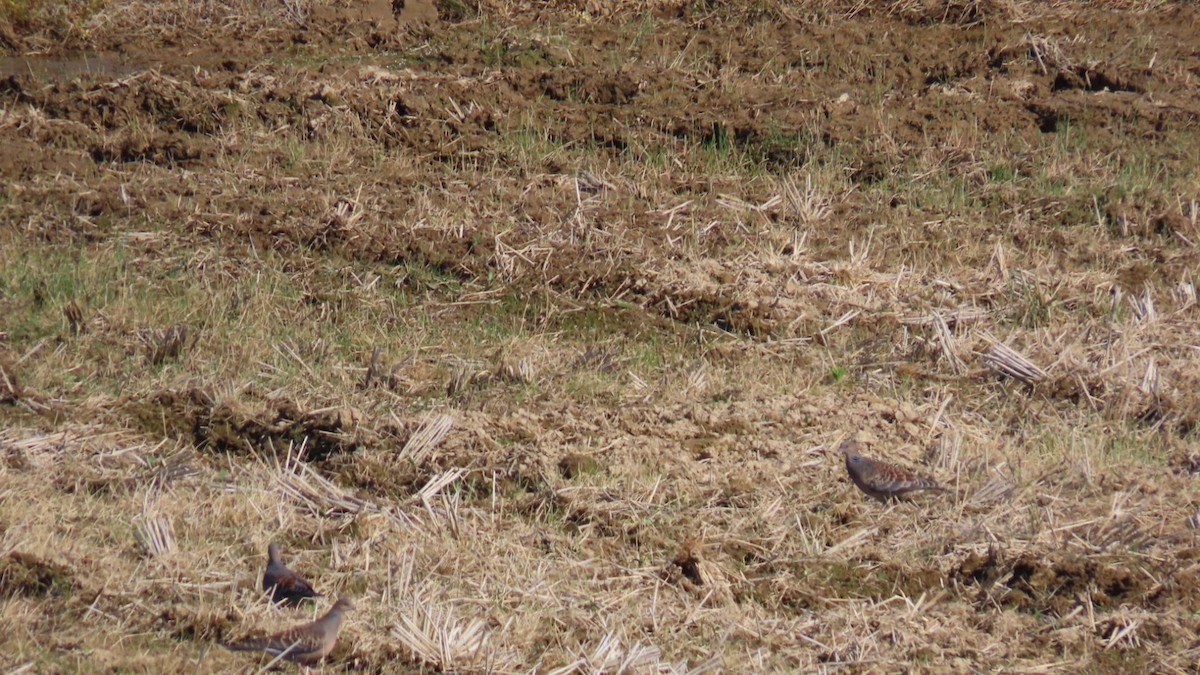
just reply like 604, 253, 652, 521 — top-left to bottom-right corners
557, 453, 600, 479
0, 356, 18, 403
0, 552, 76, 598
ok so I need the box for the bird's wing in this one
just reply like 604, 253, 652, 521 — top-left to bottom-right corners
270, 570, 317, 593
877, 462, 945, 492
226, 626, 322, 658
264, 564, 320, 600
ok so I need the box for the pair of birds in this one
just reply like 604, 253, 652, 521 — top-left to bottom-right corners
222, 543, 353, 666
838, 439, 952, 501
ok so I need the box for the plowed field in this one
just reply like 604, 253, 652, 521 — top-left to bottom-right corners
2, 1, 1199, 671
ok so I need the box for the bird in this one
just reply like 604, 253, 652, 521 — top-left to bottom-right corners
838, 439, 951, 502
223, 597, 355, 665
262, 542, 322, 606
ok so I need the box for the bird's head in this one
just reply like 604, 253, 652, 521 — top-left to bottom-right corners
838, 439, 864, 465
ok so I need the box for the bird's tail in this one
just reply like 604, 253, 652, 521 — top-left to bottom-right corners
271, 589, 323, 605
927, 483, 962, 495
222, 638, 272, 653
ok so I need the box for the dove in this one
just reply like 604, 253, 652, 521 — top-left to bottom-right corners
838, 439, 950, 502
223, 597, 355, 665
262, 542, 322, 606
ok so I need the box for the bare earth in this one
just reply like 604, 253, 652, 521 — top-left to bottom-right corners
2, 0, 1200, 672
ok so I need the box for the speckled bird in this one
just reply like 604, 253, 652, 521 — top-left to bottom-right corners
262, 542, 322, 606
223, 597, 354, 665
839, 439, 950, 502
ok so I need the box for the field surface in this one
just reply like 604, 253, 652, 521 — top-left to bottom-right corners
2, 0, 1200, 672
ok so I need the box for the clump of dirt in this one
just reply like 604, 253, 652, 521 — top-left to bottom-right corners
668, 539, 705, 588
125, 387, 215, 441
90, 130, 207, 165
125, 388, 363, 460
0, 551, 77, 598
743, 557, 947, 611
200, 398, 363, 460
664, 539, 733, 604
0, 355, 19, 403
557, 452, 602, 479
893, 0, 1020, 25
1002, 552, 1146, 615
8, 71, 231, 136
953, 547, 1005, 588
158, 604, 240, 642
329, 449, 429, 499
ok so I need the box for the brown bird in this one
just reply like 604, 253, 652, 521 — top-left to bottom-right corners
224, 597, 355, 665
262, 542, 321, 606
839, 439, 950, 502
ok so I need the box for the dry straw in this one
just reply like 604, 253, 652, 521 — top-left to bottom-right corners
272, 441, 413, 528
979, 333, 1048, 385
399, 412, 455, 464
134, 514, 176, 559
391, 603, 497, 672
